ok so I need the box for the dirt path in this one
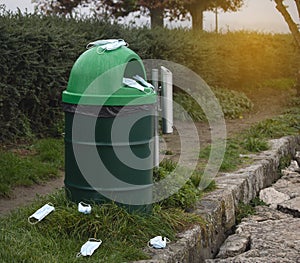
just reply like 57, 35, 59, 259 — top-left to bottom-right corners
0, 175, 64, 217
0, 86, 294, 216
163, 85, 293, 161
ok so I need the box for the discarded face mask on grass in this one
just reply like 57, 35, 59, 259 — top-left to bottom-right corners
28, 203, 55, 225
78, 202, 92, 214
76, 238, 102, 257
148, 236, 170, 249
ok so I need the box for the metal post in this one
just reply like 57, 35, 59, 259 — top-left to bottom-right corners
161, 66, 173, 134
152, 69, 160, 167
215, 7, 218, 34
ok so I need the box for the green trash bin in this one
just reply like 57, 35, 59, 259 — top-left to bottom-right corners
62, 41, 156, 213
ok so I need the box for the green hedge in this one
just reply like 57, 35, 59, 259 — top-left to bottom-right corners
0, 11, 299, 142
0, 14, 87, 142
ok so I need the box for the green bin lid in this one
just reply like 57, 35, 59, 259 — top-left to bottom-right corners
62, 45, 156, 106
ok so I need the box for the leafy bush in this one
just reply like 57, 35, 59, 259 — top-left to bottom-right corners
174, 87, 253, 121
1, 10, 299, 142
214, 88, 253, 119
0, 13, 85, 142
173, 92, 206, 121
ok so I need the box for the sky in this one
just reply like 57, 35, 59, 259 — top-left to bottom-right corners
0, 0, 299, 33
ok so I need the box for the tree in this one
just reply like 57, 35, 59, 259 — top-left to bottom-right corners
94, 0, 138, 18
138, 0, 245, 30
183, 0, 244, 30
274, 0, 300, 96
94, 0, 244, 29
94, 0, 171, 28
139, 0, 167, 28
32, 0, 88, 17
33, 0, 244, 30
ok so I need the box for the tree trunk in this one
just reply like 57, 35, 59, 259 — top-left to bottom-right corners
150, 7, 164, 29
296, 70, 300, 97
295, 0, 300, 19
296, 1, 300, 96
275, 0, 300, 49
190, 7, 204, 30
186, 2, 205, 31
275, 0, 300, 96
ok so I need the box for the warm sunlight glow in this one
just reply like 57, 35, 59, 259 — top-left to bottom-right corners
1, 0, 299, 33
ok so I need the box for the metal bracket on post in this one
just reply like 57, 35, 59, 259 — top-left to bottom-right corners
152, 69, 160, 168
152, 67, 173, 168
161, 66, 173, 134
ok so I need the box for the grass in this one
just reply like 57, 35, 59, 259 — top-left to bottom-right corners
0, 190, 204, 263
278, 155, 293, 176
242, 137, 269, 152
219, 140, 243, 172
236, 197, 267, 224
0, 138, 64, 197
0, 93, 299, 262
198, 139, 244, 173
197, 105, 300, 174
0, 13, 299, 260
0, 146, 205, 262
153, 160, 200, 210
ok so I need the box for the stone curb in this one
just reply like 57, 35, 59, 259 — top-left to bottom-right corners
132, 135, 300, 263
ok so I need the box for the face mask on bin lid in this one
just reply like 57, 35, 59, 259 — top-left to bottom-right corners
86, 39, 127, 52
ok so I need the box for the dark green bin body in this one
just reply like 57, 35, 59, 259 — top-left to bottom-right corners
62, 44, 156, 213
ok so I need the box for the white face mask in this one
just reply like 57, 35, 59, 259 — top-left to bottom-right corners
86, 39, 127, 54
148, 236, 170, 249
76, 238, 102, 257
123, 77, 145, 92
78, 202, 92, 214
28, 203, 55, 224
133, 75, 155, 90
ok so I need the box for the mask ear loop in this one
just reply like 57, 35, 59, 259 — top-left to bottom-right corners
79, 201, 90, 207
142, 87, 156, 95
147, 241, 153, 248
28, 202, 55, 225
86, 43, 94, 49
88, 238, 102, 243
28, 217, 39, 225
97, 46, 107, 55
142, 89, 152, 95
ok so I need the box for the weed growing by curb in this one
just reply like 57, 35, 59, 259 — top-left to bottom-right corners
236, 197, 267, 224
278, 154, 292, 176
